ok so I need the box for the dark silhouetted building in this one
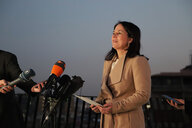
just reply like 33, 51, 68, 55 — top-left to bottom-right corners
149, 63, 192, 128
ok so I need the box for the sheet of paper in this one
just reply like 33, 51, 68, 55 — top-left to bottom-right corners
73, 94, 103, 106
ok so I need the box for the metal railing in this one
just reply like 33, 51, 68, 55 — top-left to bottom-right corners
16, 94, 100, 128
16, 94, 191, 128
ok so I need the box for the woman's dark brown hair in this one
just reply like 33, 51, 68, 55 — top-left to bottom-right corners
105, 21, 141, 60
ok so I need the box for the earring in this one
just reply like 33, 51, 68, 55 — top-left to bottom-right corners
127, 43, 130, 47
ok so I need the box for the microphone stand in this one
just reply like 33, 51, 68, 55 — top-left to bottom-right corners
41, 97, 57, 128
41, 81, 70, 128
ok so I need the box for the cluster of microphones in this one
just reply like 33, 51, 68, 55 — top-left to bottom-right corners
41, 60, 84, 99
1, 60, 84, 99
40, 60, 84, 126
1, 60, 84, 127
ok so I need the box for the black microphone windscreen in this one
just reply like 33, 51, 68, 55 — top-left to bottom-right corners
52, 74, 71, 99
59, 74, 71, 85
61, 75, 84, 100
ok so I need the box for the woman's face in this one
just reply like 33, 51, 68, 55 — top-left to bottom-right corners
111, 24, 133, 51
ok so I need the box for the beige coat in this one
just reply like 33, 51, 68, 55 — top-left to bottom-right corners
95, 54, 151, 128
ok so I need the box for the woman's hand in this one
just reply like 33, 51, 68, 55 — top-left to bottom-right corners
90, 104, 100, 113
167, 98, 185, 110
97, 103, 112, 114
0, 79, 14, 93
31, 81, 47, 93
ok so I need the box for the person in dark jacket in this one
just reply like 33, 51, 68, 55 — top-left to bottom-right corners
0, 50, 43, 128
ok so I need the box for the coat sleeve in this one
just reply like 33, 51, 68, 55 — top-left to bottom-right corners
6, 53, 37, 96
111, 56, 151, 114
6, 53, 22, 81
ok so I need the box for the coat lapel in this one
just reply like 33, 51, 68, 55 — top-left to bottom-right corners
108, 53, 126, 85
102, 60, 112, 87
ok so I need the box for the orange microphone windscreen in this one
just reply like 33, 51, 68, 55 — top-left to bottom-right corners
51, 60, 66, 77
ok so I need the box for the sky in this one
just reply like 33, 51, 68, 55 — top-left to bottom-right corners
0, 0, 192, 96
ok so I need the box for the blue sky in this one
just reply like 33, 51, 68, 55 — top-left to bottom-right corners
0, 0, 192, 95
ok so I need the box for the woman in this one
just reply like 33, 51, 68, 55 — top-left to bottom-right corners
90, 21, 151, 128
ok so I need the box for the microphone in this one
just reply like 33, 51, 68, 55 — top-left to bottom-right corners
44, 60, 66, 91
52, 74, 71, 99
61, 75, 84, 100
0, 69, 35, 89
